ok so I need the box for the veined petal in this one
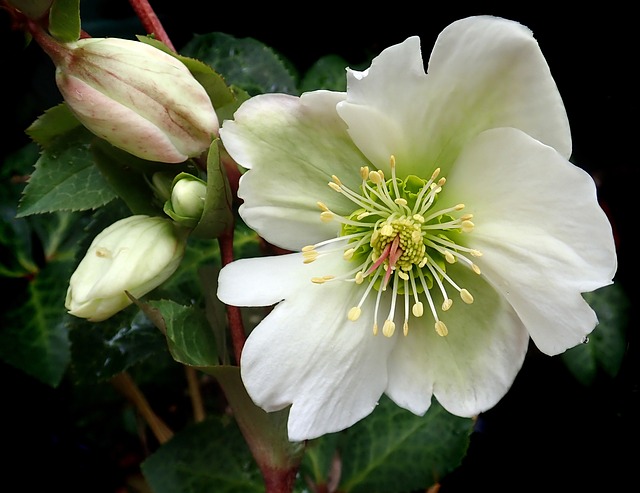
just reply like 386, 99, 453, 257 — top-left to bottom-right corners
385, 266, 529, 417
337, 16, 570, 178
226, 250, 394, 441
440, 127, 617, 355
220, 91, 370, 250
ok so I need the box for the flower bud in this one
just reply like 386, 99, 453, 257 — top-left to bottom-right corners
65, 215, 187, 322
163, 173, 207, 228
54, 37, 218, 163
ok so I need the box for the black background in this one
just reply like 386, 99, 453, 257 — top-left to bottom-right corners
2, 2, 637, 492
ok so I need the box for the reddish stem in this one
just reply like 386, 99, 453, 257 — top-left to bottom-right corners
219, 227, 246, 365
128, 0, 176, 51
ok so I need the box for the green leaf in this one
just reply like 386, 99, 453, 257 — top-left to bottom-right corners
90, 139, 178, 216
181, 32, 299, 96
141, 417, 266, 493
26, 104, 81, 149
17, 127, 117, 217
48, 0, 80, 43
69, 309, 170, 385
562, 283, 630, 385
144, 300, 219, 367
0, 258, 73, 387
300, 54, 349, 92
191, 139, 234, 239
325, 397, 473, 493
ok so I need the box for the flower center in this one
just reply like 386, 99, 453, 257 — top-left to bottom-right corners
304, 156, 482, 338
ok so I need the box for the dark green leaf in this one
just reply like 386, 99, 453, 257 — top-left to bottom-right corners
181, 32, 299, 96
69, 309, 170, 385
48, 0, 80, 43
16, 127, 117, 217
335, 397, 473, 493
0, 258, 73, 387
141, 417, 265, 493
562, 283, 630, 385
300, 54, 349, 92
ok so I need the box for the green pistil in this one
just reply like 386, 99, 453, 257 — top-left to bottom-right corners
305, 156, 482, 338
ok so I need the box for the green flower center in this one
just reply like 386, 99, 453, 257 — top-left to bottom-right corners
304, 156, 482, 338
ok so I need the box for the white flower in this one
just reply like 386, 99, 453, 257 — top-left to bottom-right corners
65, 215, 187, 322
217, 16, 617, 441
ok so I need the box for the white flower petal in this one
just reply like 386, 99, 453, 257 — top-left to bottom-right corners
229, 251, 394, 441
385, 265, 529, 417
220, 91, 370, 250
440, 127, 617, 355
337, 16, 570, 178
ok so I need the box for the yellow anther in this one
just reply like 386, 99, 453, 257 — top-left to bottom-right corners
394, 198, 408, 206
412, 302, 424, 317
331, 174, 342, 186
442, 298, 453, 311
369, 170, 383, 184
348, 307, 362, 321
311, 277, 326, 284
398, 271, 409, 280
403, 321, 409, 336
303, 258, 317, 264
460, 289, 474, 304
373, 323, 378, 335
430, 167, 441, 181
435, 321, 449, 337
461, 213, 473, 220
355, 271, 364, 284
390, 155, 396, 168
413, 214, 425, 223
317, 201, 330, 211
461, 220, 474, 233
328, 182, 341, 192
301, 245, 315, 252
470, 249, 483, 257
320, 211, 334, 223
437, 177, 446, 186
343, 248, 355, 260
360, 166, 369, 180
455, 203, 465, 211
382, 320, 396, 337
444, 251, 456, 263
471, 264, 481, 275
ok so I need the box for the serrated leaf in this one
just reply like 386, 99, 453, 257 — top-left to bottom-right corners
0, 259, 74, 387
145, 300, 219, 367
141, 417, 265, 493
335, 397, 473, 493
26, 103, 81, 149
181, 32, 299, 96
17, 127, 117, 217
68, 309, 170, 385
561, 283, 629, 385
48, 0, 80, 43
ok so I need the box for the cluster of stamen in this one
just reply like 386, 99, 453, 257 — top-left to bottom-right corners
303, 156, 482, 338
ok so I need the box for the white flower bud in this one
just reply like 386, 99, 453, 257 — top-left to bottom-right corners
65, 215, 187, 322
55, 37, 219, 163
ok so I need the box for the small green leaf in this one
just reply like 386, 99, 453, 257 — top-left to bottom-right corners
562, 283, 630, 385
142, 417, 265, 493
17, 127, 117, 217
48, 0, 80, 43
26, 103, 81, 149
333, 397, 473, 493
144, 300, 219, 367
190, 139, 234, 239
181, 32, 299, 96
0, 259, 74, 387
